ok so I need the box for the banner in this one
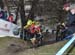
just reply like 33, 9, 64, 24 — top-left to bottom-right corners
0, 19, 20, 38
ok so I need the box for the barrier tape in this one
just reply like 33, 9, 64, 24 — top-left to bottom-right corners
56, 33, 75, 55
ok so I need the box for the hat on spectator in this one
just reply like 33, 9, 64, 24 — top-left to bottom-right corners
63, 3, 70, 9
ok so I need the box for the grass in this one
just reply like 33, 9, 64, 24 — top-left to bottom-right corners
67, 45, 75, 55
0, 37, 68, 55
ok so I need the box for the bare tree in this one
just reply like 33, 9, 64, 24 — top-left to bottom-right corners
19, 0, 26, 27
28, 0, 39, 19
0, 0, 4, 9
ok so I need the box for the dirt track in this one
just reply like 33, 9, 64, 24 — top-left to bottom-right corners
0, 34, 67, 55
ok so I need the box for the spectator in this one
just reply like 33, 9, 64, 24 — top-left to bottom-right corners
8, 14, 14, 23
63, 3, 75, 26
0, 9, 5, 20
63, 3, 75, 35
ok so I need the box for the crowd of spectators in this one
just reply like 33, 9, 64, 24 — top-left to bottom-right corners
0, 8, 14, 23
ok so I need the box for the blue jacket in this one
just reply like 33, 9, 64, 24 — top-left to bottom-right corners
0, 11, 7, 20
67, 12, 75, 25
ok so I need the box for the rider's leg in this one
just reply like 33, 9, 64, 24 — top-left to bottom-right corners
30, 33, 37, 47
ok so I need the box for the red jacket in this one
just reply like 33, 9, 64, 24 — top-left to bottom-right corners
35, 26, 41, 32
8, 16, 13, 22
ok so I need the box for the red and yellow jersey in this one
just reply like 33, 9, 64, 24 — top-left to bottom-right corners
29, 23, 35, 33
35, 26, 41, 33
